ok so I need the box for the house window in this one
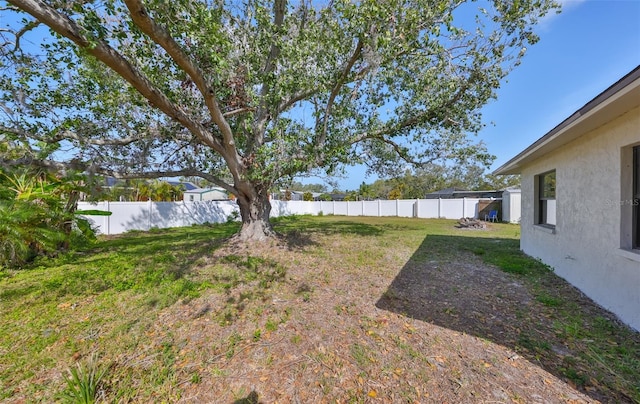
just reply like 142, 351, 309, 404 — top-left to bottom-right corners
537, 170, 556, 227
189, 195, 194, 202
634, 146, 640, 249
620, 144, 640, 253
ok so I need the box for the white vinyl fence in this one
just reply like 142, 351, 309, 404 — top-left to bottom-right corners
78, 197, 510, 235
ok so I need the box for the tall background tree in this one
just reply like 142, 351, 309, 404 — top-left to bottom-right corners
0, 0, 558, 240
357, 167, 521, 200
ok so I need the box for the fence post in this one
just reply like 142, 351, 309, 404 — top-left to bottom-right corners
147, 199, 152, 230
415, 199, 419, 218
462, 197, 466, 218
105, 200, 110, 235
396, 199, 399, 216
377, 199, 381, 217
438, 198, 442, 218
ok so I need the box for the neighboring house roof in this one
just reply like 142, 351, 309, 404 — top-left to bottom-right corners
494, 65, 640, 175
289, 191, 323, 197
329, 193, 347, 201
425, 188, 502, 199
168, 181, 199, 191
183, 187, 227, 194
425, 187, 468, 197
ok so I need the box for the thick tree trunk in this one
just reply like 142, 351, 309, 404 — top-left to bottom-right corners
235, 184, 276, 242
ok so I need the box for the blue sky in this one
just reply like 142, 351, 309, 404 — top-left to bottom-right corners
324, 0, 640, 191
3, 1, 638, 191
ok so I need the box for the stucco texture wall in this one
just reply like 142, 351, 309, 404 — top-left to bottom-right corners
520, 106, 640, 331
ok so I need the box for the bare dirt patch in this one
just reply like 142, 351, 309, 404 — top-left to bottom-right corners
135, 225, 638, 403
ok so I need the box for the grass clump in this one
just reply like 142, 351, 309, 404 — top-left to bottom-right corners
57, 355, 108, 404
220, 255, 287, 288
536, 292, 563, 307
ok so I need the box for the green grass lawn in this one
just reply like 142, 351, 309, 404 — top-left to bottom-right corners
0, 222, 239, 401
0, 216, 638, 402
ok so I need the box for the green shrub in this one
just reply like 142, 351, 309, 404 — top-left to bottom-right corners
0, 170, 96, 268
226, 210, 240, 223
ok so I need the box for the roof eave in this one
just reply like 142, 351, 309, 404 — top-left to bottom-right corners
494, 65, 640, 175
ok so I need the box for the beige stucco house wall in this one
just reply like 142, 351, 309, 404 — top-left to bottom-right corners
495, 66, 640, 331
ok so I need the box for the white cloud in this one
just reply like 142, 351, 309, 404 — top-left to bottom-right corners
539, 0, 587, 29
557, 0, 587, 9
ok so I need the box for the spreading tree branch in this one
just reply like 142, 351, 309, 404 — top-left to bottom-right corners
317, 37, 363, 147
0, 19, 40, 52
122, 0, 236, 154
7, 0, 224, 155
350, 73, 475, 145
251, 0, 286, 150
0, 156, 237, 194
1, 124, 145, 146
276, 88, 318, 115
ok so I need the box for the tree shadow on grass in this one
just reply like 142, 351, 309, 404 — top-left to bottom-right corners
0, 223, 240, 301
273, 215, 384, 237
267, 215, 387, 250
42, 217, 380, 298
96, 222, 239, 254
376, 233, 640, 403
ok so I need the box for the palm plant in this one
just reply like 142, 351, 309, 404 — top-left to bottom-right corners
0, 200, 33, 266
0, 169, 95, 268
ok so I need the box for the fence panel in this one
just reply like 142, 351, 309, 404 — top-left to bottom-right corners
79, 201, 111, 234
397, 200, 414, 217
280, 200, 310, 215
438, 199, 463, 219
187, 201, 238, 224
107, 202, 152, 233
333, 202, 349, 216
463, 198, 481, 219
502, 189, 521, 223
416, 199, 439, 218
347, 201, 363, 216
79, 197, 505, 235
271, 200, 322, 217
319, 201, 334, 215
378, 200, 397, 216
362, 201, 379, 216
270, 200, 287, 217
151, 202, 187, 229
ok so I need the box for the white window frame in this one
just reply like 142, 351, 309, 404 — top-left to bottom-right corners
535, 170, 556, 229
634, 146, 640, 249
619, 143, 640, 257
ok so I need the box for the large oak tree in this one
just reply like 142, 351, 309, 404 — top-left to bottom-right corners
0, 0, 557, 240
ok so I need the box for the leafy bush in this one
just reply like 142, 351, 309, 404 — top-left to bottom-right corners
0, 170, 96, 268
226, 210, 240, 223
